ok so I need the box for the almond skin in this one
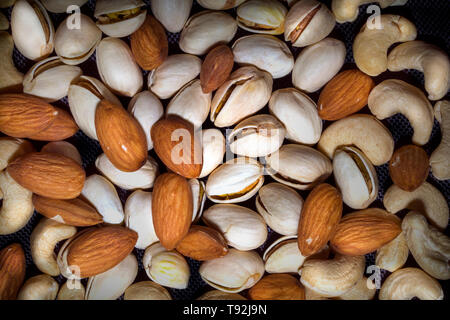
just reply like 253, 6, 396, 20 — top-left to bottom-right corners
389, 145, 429, 191
66, 226, 138, 278
32, 194, 103, 227
330, 208, 402, 256
95, 99, 148, 172
151, 116, 203, 179
152, 173, 193, 250
176, 225, 228, 261
7, 152, 86, 200
200, 45, 234, 93
248, 274, 305, 300
318, 70, 375, 121
130, 15, 168, 71
27, 107, 78, 141
0, 93, 57, 137
0, 243, 26, 300
297, 183, 343, 256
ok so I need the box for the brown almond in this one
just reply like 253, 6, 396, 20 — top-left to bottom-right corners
28, 107, 79, 141
0, 243, 26, 300
389, 145, 429, 191
248, 274, 305, 300
200, 45, 234, 93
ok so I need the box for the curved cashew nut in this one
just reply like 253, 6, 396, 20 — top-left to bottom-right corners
17, 274, 59, 300
376, 232, 409, 272
0, 137, 34, 172
383, 182, 449, 230
317, 114, 394, 166
353, 14, 417, 76
368, 79, 434, 145
430, 100, 450, 180
332, 0, 408, 23
30, 218, 77, 276
299, 254, 366, 297
338, 277, 377, 300
379, 267, 444, 300
388, 41, 450, 101
57, 280, 85, 300
402, 212, 450, 280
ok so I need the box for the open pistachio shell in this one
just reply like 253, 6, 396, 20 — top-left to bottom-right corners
237, 0, 288, 35
189, 179, 206, 223
151, 0, 192, 33
199, 129, 226, 179
124, 281, 172, 300
197, 0, 247, 10
41, 0, 88, 13
263, 235, 305, 273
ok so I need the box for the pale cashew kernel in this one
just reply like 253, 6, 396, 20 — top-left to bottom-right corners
376, 232, 409, 272
379, 267, 444, 300
332, 0, 408, 23
57, 280, 85, 300
383, 182, 449, 230
30, 218, 77, 276
17, 274, 59, 300
338, 277, 377, 300
430, 100, 450, 180
0, 137, 34, 172
402, 212, 450, 280
368, 79, 434, 145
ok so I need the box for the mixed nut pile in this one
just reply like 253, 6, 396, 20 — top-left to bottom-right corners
0, 0, 449, 301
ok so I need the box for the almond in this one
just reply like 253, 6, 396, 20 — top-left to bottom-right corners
95, 99, 148, 172
28, 107, 78, 141
389, 145, 429, 191
0, 93, 57, 137
151, 115, 203, 179
7, 152, 86, 200
0, 243, 26, 300
176, 225, 228, 261
66, 226, 138, 278
330, 208, 402, 256
32, 194, 103, 227
200, 45, 234, 94
152, 173, 193, 250
297, 183, 343, 256
130, 15, 168, 71
248, 274, 305, 300
318, 70, 375, 121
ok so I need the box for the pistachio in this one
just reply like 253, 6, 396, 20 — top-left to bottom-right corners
228, 114, 285, 158
0, 32, 24, 93
54, 13, 101, 66
333, 146, 379, 209
199, 129, 226, 179
206, 157, 264, 204
197, 0, 247, 10
263, 235, 305, 273
41, 0, 88, 13
211, 66, 273, 128
237, 0, 288, 35
284, 0, 335, 47
151, 0, 192, 33
23, 56, 82, 102
189, 178, 206, 223
124, 281, 172, 300
232, 35, 294, 79
265, 144, 333, 190
197, 290, 247, 300
94, 0, 147, 38
180, 11, 237, 55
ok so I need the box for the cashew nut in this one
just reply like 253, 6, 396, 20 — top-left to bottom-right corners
376, 232, 409, 272
379, 268, 444, 300
17, 274, 59, 300
368, 79, 434, 145
317, 114, 394, 166
57, 280, 85, 300
383, 182, 449, 230
0, 137, 34, 172
299, 254, 366, 297
430, 100, 450, 180
41, 141, 82, 165
30, 217, 77, 276
402, 212, 450, 280
338, 277, 376, 300
353, 14, 417, 76
388, 41, 449, 101
0, 31, 24, 93
332, 0, 408, 23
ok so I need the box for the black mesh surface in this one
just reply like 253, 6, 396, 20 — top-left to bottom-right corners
0, 0, 449, 300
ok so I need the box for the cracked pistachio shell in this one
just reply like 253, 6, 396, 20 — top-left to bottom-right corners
211, 66, 273, 128
189, 179, 206, 223
199, 249, 264, 293
228, 114, 285, 158
41, 0, 88, 13
333, 146, 378, 210
179, 11, 237, 55
232, 34, 294, 79
292, 37, 346, 92
148, 54, 202, 100
203, 204, 268, 251
166, 79, 211, 128
57, 280, 85, 300
206, 157, 264, 204
263, 235, 305, 273
54, 13, 101, 65
199, 129, 226, 179
197, 0, 247, 10
265, 144, 332, 190
23, 56, 82, 102
94, 0, 147, 38
68, 76, 121, 141
237, 0, 287, 35
256, 183, 303, 235
143, 242, 190, 290
124, 281, 172, 300
269, 88, 322, 145
151, 0, 192, 33
85, 254, 138, 300
96, 37, 143, 97
128, 91, 164, 151
11, 0, 54, 61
